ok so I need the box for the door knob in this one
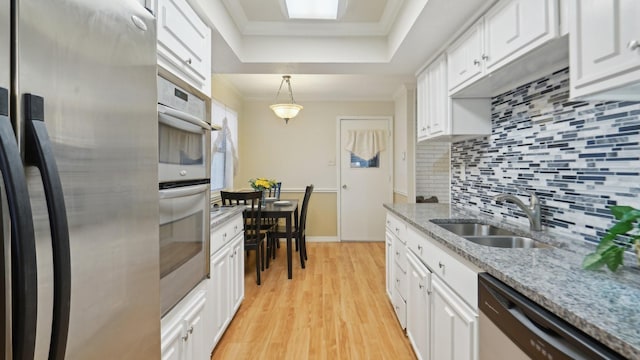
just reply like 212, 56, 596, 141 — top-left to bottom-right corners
342, 184, 347, 189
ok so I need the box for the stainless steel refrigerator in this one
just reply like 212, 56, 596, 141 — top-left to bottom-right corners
1, 0, 161, 358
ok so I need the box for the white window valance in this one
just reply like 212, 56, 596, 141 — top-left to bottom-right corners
344, 129, 387, 161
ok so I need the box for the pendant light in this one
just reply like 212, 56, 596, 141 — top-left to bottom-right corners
270, 75, 303, 124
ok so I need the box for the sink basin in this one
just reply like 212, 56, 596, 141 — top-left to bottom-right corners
463, 236, 550, 249
432, 220, 551, 249
435, 222, 517, 237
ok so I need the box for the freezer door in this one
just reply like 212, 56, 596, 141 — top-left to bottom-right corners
15, 0, 160, 359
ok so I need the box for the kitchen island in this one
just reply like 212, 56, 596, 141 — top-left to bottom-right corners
384, 203, 640, 359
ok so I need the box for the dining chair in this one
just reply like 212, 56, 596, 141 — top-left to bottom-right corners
268, 184, 313, 266
220, 190, 267, 285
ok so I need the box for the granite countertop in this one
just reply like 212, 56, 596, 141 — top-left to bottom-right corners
384, 203, 640, 359
209, 205, 245, 228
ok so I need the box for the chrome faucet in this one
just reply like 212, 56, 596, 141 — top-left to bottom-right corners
493, 189, 542, 231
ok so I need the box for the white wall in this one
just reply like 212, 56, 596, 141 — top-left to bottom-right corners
237, 100, 394, 191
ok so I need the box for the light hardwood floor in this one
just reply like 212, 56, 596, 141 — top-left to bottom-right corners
211, 242, 417, 360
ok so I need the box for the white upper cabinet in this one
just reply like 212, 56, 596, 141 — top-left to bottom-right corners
447, 20, 484, 93
417, 54, 490, 142
417, 54, 451, 142
569, 0, 640, 100
154, 0, 212, 96
448, 0, 559, 95
484, 0, 558, 73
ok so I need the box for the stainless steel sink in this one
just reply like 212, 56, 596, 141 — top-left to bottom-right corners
432, 220, 550, 249
463, 236, 550, 248
435, 222, 517, 237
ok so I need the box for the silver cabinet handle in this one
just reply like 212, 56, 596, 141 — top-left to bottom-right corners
438, 261, 444, 269
473, 59, 480, 66
182, 332, 189, 341
628, 40, 639, 51
419, 284, 424, 289
427, 289, 432, 295
417, 245, 422, 251
188, 326, 194, 334
481, 54, 489, 60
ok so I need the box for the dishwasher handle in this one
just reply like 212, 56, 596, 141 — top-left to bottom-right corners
478, 273, 624, 360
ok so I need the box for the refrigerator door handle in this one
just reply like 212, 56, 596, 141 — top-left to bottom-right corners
23, 93, 71, 360
0, 87, 38, 359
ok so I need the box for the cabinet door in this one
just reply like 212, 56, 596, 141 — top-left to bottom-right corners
157, 0, 211, 92
182, 292, 207, 360
385, 231, 395, 301
431, 276, 478, 360
209, 248, 230, 347
230, 235, 244, 313
160, 320, 184, 360
427, 55, 448, 138
484, 0, 558, 73
447, 20, 484, 92
570, 0, 640, 98
407, 252, 431, 360
416, 71, 429, 141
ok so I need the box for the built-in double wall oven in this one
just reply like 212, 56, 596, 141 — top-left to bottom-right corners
158, 75, 211, 315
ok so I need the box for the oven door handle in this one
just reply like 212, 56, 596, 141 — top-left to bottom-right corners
158, 104, 210, 131
159, 184, 209, 199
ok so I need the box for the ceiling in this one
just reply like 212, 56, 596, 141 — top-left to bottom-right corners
188, 0, 494, 101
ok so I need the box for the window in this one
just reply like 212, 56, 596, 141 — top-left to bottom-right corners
210, 100, 238, 192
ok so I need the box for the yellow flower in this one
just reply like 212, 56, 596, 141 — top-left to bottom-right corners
249, 177, 276, 191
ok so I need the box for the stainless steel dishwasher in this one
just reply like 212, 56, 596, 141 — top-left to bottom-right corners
478, 273, 624, 360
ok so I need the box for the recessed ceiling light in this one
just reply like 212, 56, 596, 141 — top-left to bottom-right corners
285, 0, 339, 20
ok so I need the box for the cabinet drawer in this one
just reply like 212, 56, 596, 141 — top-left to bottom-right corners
386, 212, 406, 241
394, 262, 408, 301
408, 226, 479, 309
393, 235, 408, 272
392, 287, 407, 330
211, 215, 243, 255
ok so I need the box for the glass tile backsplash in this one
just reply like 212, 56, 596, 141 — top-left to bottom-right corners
450, 67, 640, 245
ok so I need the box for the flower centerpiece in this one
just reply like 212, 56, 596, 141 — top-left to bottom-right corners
249, 178, 277, 204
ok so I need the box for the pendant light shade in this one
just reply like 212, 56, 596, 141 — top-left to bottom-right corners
270, 75, 303, 123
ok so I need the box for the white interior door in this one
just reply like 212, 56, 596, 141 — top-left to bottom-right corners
339, 117, 392, 241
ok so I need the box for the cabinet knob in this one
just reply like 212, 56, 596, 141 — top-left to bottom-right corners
417, 245, 422, 251
427, 289, 432, 295
419, 284, 424, 289
473, 59, 480, 66
182, 333, 189, 341
628, 40, 640, 51
421, 127, 427, 131
438, 261, 444, 269
395, 251, 400, 256
186, 58, 193, 65
188, 326, 194, 334
481, 54, 489, 61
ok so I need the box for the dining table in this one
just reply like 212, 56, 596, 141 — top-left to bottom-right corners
260, 199, 301, 279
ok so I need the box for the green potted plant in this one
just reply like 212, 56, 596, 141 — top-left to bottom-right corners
583, 205, 640, 272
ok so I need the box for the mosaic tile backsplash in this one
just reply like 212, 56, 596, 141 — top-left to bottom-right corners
450, 67, 640, 245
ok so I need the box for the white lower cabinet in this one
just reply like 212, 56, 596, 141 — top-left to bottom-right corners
207, 213, 244, 353
395, 222, 480, 360
161, 285, 207, 360
406, 251, 431, 360
386, 212, 408, 329
385, 231, 394, 301
432, 276, 478, 360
